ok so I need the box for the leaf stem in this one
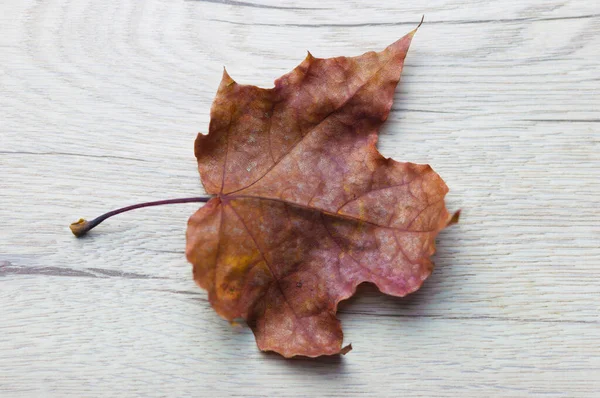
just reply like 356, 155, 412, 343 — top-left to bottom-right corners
70, 196, 213, 237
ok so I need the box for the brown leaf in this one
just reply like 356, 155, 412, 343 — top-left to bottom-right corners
186, 27, 455, 358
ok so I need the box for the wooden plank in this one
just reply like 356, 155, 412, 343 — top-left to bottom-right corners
1, 0, 599, 396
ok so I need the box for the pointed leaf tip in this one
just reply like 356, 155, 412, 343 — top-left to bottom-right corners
221, 67, 236, 86
340, 344, 352, 355
447, 210, 461, 226
409, 15, 425, 37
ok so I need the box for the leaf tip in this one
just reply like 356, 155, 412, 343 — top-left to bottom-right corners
409, 15, 425, 37
221, 67, 236, 87
447, 210, 461, 227
340, 344, 352, 355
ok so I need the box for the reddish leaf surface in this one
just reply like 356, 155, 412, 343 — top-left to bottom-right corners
186, 27, 455, 357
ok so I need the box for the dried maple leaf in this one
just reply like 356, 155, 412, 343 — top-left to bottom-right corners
186, 25, 456, 357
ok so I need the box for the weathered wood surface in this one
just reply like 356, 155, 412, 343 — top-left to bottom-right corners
1, 0, 599, 396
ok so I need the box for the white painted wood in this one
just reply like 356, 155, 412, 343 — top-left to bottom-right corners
1, 0, 599, 396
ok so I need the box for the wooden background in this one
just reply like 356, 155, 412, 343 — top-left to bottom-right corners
1, 0, 599, 396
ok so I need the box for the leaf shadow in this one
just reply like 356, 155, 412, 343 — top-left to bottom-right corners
261, 349, 347, 373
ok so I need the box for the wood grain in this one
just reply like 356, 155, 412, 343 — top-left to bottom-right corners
1, 0, 599, 396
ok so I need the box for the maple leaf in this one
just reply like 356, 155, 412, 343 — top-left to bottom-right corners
186, 25, 456, 358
